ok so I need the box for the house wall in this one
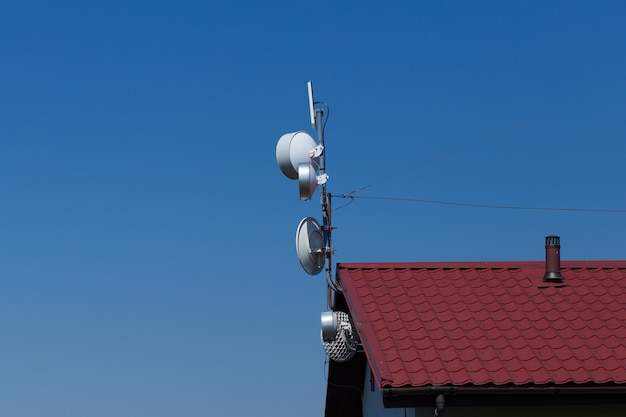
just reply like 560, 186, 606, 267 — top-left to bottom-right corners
362, 363, 626, 417
362, 370, 405, 417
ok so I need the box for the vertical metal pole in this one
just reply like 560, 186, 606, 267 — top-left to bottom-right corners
315, 109, 328, 233
315, 108, 326, 198
315, 108, 337, 295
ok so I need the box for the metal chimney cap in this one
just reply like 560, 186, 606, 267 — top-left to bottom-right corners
545, 235, 561, 247
543, 235, 564, 283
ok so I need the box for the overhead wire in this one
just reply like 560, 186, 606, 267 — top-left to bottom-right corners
323, 357, 364, 399
315, 101, 330, 133
341, 79, 626, 198
332, 80, 626, 214
337, 195, 626, 213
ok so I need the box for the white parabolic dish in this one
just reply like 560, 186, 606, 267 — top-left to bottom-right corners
297, 162, 317, 201
276, 131, 319, 180
295, 217, 325, 275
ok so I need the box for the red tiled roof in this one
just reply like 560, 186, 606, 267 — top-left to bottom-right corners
336, 261, 626, 389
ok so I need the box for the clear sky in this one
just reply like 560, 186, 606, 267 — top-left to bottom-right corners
2, 1, 625, 416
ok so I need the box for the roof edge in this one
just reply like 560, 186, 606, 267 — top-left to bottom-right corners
384, 384, 626, 396
338, 260, 626, 269
383, 384, 626, 408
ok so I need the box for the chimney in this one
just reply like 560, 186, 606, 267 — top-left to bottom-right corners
543, 235, 564, 283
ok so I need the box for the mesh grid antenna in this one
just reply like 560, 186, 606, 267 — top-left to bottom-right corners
321, 311, 358, 363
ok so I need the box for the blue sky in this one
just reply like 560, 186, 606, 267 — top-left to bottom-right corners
2, 1, 625, 416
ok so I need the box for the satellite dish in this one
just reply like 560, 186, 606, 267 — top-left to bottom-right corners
298, 162, 317, 201
276, 131, 319, 180
295, 217, 325, 275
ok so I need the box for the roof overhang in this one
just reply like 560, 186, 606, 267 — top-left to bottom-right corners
383, 384, 626, 408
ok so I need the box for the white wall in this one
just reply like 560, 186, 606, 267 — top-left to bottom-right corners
362, 362, 430, 417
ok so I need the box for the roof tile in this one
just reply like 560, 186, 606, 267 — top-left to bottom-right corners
337, 261, 626, 387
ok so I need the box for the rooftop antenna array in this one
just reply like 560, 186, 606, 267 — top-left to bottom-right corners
275, 81, 334, 283
276, 82, 357, 362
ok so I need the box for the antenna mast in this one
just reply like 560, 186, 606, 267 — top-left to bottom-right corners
276, 81, 354, 363
275, 81, 340, 300
315, 108, 338, 298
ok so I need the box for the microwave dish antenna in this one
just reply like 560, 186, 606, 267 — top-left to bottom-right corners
276, 131, 319, 180
295, 217, 325, 275
276, 131, 321, 201
298, 162, 316, 201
